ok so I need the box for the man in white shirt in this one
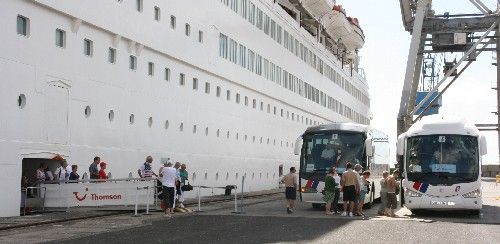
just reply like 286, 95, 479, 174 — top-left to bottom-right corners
55, 160, 69, 183
159, 162, 178, 217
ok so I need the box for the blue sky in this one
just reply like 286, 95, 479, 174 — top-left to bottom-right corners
339, 0, 499, 164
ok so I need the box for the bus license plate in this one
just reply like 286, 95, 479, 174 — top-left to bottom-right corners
430, 201, 455, 206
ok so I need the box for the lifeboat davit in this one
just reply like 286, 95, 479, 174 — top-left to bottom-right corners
301, 0, 335, 19
343, 17, 365, 51
322, 5, 352, 41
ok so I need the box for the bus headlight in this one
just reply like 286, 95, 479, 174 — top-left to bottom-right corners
407, 190, 422, 197
462, 189, 481, 198
301, 187, 318, 193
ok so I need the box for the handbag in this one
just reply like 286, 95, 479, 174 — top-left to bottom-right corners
181, 180, 193, 191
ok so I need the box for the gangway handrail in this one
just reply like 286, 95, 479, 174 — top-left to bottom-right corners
40, 177, 159, 184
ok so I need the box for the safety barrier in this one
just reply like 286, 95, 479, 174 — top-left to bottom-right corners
40, 177, 156, 208
133, 185, 154, 216
190, 185, 238, 213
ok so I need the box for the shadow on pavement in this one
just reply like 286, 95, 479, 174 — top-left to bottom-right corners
403, 204, 500, 224
54, 215, 354, 244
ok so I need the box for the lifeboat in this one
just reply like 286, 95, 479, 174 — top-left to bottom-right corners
301, 0, 335, 19
342, 17, 365, 51
322, 5, 352, 41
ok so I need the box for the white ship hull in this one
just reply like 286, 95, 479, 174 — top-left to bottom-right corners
0, 0, 370, 217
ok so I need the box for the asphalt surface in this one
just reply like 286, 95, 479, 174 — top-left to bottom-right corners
53, 215, 499, 244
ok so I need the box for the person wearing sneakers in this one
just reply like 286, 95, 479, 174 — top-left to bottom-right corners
340, 162, 359, 217
323, 167, 338, 215
280, 167, 297, 214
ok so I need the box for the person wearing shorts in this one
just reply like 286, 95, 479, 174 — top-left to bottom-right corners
385, 170, 400, 217
341, 163, 359, 217
159, 162, 178, 218
280, 167, 297, 214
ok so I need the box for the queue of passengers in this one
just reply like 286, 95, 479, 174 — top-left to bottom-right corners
33, 156, 108, 184
282, 161, 400, 218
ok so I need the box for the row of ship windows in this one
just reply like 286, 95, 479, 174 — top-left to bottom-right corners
16, 94, 298, 149
119, 0, 203, 41
185, 171, 280, 183
220, 0, 370, 106
14, 14, 330, 127
16, 12, 203, 50
219, 33, 369, 125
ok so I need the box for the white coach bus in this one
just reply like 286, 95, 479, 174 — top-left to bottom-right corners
397, 116, 487, 214
294, 123, 390, 208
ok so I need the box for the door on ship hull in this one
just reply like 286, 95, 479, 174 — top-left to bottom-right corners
44, 82, 70, 144
21, 158, 61, 212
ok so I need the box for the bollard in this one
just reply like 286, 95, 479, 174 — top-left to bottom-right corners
144, 186, 151, 215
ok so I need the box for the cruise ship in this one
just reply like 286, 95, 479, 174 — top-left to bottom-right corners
0, 0, 370, 217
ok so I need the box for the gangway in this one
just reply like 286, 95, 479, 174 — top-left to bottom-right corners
397, 0, 500, 159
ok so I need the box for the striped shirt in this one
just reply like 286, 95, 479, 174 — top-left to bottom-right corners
139, 162, 154, 178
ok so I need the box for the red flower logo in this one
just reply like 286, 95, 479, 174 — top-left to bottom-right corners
73, 188, 89, 201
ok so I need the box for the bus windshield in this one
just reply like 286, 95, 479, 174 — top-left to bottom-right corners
406, 135, 479, 184
301, 131, 366, 174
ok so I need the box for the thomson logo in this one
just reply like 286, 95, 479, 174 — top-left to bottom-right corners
73, 188, 122, 202
73, 188, 89, 201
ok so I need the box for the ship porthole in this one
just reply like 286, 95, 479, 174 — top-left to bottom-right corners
164, 120, 169, 130
148, 117, 153, 127
192, 173, 196, 182
129, 114, 135, 124
205, 127, 208, 136
84, 106, 91, 118
215, 172, 219, 181
204, 172, 208, 180
179, 122, 184, 131
193, 125, 197, 134
235, 173, 239, 180
108, 110, 114, 122
252, 173, 255, 180
226, 172, 229, 180
18, 94, 26, 109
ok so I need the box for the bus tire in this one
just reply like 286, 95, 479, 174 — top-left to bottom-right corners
312, 203, 322, 209
411, 209, 423, 216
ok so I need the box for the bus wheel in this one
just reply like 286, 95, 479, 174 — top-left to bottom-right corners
312, 203, 322, 209
411, 209, 423, 216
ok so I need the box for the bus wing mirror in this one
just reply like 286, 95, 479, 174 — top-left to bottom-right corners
479, 135, 487, 156
397, 134, 405, 156
365, 138, 373, 157
294, 136, 303, 155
